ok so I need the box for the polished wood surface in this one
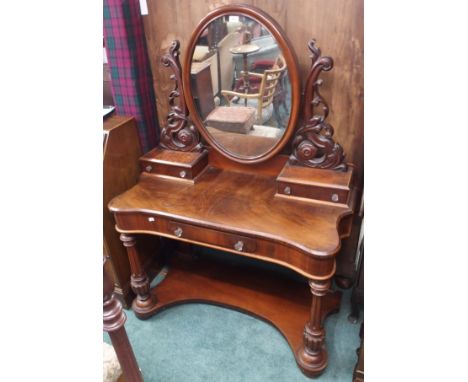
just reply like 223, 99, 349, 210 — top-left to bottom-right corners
140, 147, 209, 182
143, 251, 341, 360
142, 0, 363, 295
103, 115, 142, 306
109, 168, 352, 261
103, 257, 143, 382
289, 40, 346, 171
110, 4, 362, 377
182, 4, 301, 164
277, 162, 355, 206
142, 0, 363, 184
159, 41, 204, 153
110, 161, 356, 377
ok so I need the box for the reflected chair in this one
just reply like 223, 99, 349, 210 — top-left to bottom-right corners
234, 59, 289, 126
221, 55, 287, 124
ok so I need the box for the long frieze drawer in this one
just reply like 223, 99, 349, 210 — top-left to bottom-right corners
114, 212, 166, 232
168, 221, 257, 253
113, 212, 336, 279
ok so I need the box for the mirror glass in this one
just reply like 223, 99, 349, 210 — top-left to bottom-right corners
190, 14, 292, 159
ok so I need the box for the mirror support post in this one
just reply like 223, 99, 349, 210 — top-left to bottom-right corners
289, 40, 347, 171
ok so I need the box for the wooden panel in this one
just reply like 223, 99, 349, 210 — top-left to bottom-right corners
167, 220, 257, 253
103, 116, 142, 306
276, 163, 355, 205
103, 115, 161, 306
113, 211, 336, 279
139, 147, 209, 181
141, 0, 363, 184
109, 168, 353, 258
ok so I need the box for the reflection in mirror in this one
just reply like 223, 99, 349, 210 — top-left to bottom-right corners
190, 14, 291, 158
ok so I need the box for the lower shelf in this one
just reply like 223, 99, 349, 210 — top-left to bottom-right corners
141, 252, 341, 359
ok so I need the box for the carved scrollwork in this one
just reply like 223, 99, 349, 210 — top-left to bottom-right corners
290, 39, 347, 171
160, 40, 203, 152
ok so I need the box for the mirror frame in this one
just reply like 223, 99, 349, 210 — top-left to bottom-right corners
183, 4, 301, 164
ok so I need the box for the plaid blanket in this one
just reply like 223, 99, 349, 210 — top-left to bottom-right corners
104, 0, 159, 152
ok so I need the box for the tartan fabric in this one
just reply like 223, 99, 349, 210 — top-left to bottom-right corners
104, 0, 159, 153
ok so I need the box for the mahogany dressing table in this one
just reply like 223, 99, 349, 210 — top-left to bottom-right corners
109, 4, 358, 377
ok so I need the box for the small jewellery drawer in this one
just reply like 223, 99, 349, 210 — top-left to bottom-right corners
168, 221, 256, 253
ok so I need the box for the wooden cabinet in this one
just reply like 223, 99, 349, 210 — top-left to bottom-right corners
103, 115, 160, 307
108, 4, 362, 378
191, 61, 215, 119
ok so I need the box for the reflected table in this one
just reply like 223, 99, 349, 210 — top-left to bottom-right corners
230, 43, 260, 106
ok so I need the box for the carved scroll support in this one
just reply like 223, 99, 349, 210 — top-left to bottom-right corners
290, 40, 347, 171
296, 279, 331, 377
160, 40, 203, 152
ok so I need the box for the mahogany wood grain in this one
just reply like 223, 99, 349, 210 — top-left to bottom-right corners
109, 168, 353, 261
139, 147, 209, 181
208, 149, 289, 177
182, 4, 301, 164
108, 162, 355, 375
277, 163, 355, 206
141, 0, 364, 296
120, 234, 158, 316
139, 251, 341, 374
104, 115, 162, 307
113, 211, 335, 279
141, 0, 363, 185
103, 116, 142, 306
296, 279, 332, 376
109, 4, 363, 377
103, 257, 143, 382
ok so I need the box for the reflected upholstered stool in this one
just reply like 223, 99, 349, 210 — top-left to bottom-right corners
205, 106, 256, 134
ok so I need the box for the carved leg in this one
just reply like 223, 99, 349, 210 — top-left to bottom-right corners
103, 257, 143, 382
120, 233, 158, 318
296, 279, 331, 377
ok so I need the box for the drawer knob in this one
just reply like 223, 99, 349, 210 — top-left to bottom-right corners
331, 193, 339, 202
284, 186, 291, 195
145, 165, 152, 173
179, 170, 187, 178
147, 216, 155, 222
234, 240, 244, 252
174, 227, 183, 238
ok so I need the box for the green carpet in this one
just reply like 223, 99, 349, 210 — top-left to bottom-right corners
104, 253, 363, 381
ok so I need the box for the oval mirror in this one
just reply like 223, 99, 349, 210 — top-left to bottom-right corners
183, 5, 300, 164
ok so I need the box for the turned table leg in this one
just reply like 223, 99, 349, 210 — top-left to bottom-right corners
103, 257, 143, 382
296, 279, 331, 377
120, 233, 158, 318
